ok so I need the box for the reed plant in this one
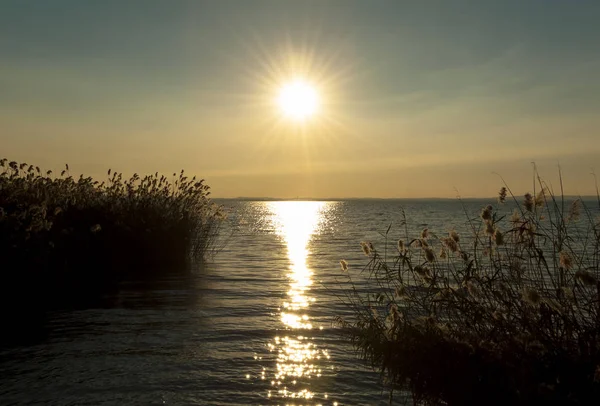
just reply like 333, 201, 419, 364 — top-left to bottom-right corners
0, 158, 224, 311
336, 173, 600, 405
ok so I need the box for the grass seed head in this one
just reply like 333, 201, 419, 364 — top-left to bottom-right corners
498, 186, 507, 203
424, 247, 435, 262
493, 229, 504, 245
340, 259, 348, 271
568, 199, 581, 222
395, 285, 407, 298
485, 221, 495, 236
524, 193, 534, 212
361, 241, 372, 256
559, 251, 573, 270
449, 229, 459, 242
397, 239, 405, 252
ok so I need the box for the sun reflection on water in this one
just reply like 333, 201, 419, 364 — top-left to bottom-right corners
263, 201, 334, 404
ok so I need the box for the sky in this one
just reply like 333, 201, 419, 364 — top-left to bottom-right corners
1, 0, 599, 198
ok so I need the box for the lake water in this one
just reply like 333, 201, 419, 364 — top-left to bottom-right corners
1, 198, 596, 405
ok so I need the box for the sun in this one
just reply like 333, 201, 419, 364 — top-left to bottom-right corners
277, 79, 319, 121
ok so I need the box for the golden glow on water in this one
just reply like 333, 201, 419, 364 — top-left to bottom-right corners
270, 201, 324, 331
264, 201, 333, 404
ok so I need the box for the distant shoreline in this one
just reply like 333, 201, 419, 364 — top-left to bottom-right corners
213, 196, 597, 202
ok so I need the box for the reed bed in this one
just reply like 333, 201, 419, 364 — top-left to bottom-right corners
0, 158, 224, 312
336, 174, 600, 405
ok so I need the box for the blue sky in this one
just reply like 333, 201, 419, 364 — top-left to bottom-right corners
1, 0, 599, 197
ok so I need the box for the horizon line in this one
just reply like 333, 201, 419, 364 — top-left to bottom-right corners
212, 195, 598, 201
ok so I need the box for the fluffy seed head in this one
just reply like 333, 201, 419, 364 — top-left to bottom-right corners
339, 259, 348, 271
524, 193, 534, 212
493, 229, 504, 245
535, 189, 546, 207
568, 199, 581, 222
449, 230, 459, 242
397, 240, 405, 252
424, 247, 435, 262
414, 266, 431, 278
395, 285, 406, 298
443, 237, 459, 253
466, 281, 481, 298
485, 221, 495, 236
511, 209, 520, 224
559, 251, 573, 270
498, 187, 507, 203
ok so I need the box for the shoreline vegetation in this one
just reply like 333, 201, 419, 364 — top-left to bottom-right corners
337, 174, 600, 405
0, 159, 224, 335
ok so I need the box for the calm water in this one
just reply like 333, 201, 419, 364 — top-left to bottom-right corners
1, 198, 595, 405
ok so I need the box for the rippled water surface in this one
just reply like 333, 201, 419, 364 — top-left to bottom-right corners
2, 199, 595, 405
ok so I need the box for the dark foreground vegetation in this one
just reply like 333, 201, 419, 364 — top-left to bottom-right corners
0, 159, 223, 327
337, 174, 600, 405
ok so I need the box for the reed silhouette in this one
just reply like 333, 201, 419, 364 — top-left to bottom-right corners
336, 171, 600, 405
0, 159, 224, 327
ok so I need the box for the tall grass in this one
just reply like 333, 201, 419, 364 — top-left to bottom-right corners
336, 174, 600, 405
0, 158, 224, 312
